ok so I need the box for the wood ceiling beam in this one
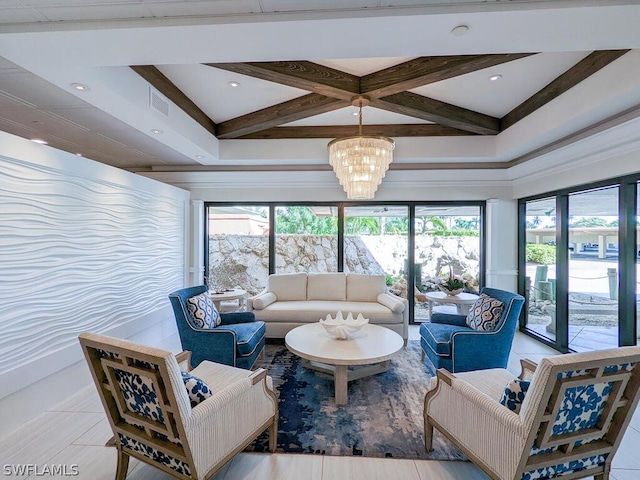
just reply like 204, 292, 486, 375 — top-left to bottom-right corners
130, 65, 217, 136
205, 61, 360, 101
216, 93, 349, 139
372, 92, 500, 135
237, 124, 475, 139
361, 53, 535, 98
501, 49, 630, 130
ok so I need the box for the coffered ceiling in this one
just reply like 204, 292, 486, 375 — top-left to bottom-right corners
0, 0, 639, 186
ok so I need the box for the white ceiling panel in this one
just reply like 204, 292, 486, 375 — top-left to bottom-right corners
413, 52, 592, 117
35, 4, 154, 22
315, 57, 415, 76
158, 63, 309, 122
146, 0, 261, 17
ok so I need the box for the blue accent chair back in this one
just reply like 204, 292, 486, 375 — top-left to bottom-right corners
419, 287, 525, 373
169, 285, 266, 370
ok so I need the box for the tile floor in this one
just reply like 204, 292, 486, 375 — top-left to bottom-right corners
2, 327, 640, 480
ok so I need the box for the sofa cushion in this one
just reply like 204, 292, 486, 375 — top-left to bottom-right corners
347, 274, 386, 302
186, 293, 221, 329
307, 273, 346, 301
268, 273, 308, 301
253, 300, 403, 324
377, 293, 405, 313
465, 294, 504, 331
252, 292, 277, 310
220, 321, 266, 357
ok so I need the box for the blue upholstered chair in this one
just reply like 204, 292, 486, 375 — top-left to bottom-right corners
419, 287, 525, 373
169, 285, 266, 370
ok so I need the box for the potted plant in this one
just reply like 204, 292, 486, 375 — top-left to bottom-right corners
439, 267, 466, 296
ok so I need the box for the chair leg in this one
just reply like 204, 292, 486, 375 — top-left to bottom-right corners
594, 473, 609, 480
115, 450, 130, 480
268, 416, 278, 452
421, 350, 425, 360
424, 417, 434, 452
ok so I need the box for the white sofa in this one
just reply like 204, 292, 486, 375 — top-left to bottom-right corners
247, 272, 408, 342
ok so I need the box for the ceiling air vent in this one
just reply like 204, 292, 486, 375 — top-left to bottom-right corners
149, 88, 170, 117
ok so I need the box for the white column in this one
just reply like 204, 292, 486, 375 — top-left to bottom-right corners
485, 198, 519, 291
190, 200, 205, 286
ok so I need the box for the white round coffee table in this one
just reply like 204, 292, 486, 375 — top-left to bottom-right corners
285, 323, 404, 405
424, 291, 479, 316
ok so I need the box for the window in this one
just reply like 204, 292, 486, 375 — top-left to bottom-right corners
206, 205, 269, 296
274, 206, 338, 273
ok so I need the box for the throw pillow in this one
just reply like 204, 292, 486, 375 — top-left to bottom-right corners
186, 292, 220, 329
181, 372, 213, 408
465, 294, 504, 331
500, 378, 531, 414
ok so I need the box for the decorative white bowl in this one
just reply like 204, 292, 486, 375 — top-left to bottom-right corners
319, 311, 369, 340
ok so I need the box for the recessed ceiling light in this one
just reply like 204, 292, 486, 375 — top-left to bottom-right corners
228, 81, 240, 88
352, 111, 359, 116
71, 83, 90, 91
195, 155, 204, 159
151, 129, 163, 134
489, 74, 503, 81
31, 138, 48, 145
450, 25, 469, 36
76, 153, 83, 157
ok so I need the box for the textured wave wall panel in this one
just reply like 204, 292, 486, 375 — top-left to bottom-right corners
0, 154, 188, 385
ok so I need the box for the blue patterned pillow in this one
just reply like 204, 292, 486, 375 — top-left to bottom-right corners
465, 294, 504, 331
181, 372, 212, 408
500, 378, 531, 413
186, 292, 220, 329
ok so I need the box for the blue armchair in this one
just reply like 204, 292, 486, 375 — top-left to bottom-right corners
169, 285, 266, 370
419, 287, 525, 373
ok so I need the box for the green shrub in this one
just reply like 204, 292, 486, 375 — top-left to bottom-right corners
431, 229, 480, 237
526, 244, 556, 264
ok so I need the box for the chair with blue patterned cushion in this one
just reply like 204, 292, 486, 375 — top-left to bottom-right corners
169, 285, 266, 370
79, 332, 278, 480
424, 345, 640, 480
420, 287, 525, 373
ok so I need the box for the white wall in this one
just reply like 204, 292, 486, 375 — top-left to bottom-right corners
0, 131, 190, 437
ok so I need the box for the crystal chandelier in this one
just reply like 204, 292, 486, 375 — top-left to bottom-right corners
328, 96, 395, 200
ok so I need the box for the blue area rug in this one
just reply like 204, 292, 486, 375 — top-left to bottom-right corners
247, 340, 466, 461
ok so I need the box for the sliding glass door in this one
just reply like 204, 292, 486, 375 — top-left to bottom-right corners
414, 205, 481, 321
568, 187, 619, 351
523, 197, 558, 340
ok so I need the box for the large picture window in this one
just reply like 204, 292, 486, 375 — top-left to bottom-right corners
205, 202, 485, 324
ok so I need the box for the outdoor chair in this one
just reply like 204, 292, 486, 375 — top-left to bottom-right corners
169, 285, 266, 369
79, 332, 278, 480
419, 287, 525, 373
424, 346, 640, 480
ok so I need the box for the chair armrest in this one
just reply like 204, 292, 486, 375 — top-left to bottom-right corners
219, 311, 256, 324
430, 313, 468, 326
175, 351, 192, 372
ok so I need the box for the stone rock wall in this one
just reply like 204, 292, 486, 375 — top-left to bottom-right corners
208, 234, 479, 296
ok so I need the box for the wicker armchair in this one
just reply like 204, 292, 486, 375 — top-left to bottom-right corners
424, 346, 640, 480
79, 332, 278, 480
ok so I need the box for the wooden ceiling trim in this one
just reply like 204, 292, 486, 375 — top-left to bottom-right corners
360, 53, 535, 98
216, 93, 349, 139
206, 61, 360, 101
501, 49, 630, 130
130, 65, 217, 136
373, 92, 500, 135
237, 124, 475, 139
